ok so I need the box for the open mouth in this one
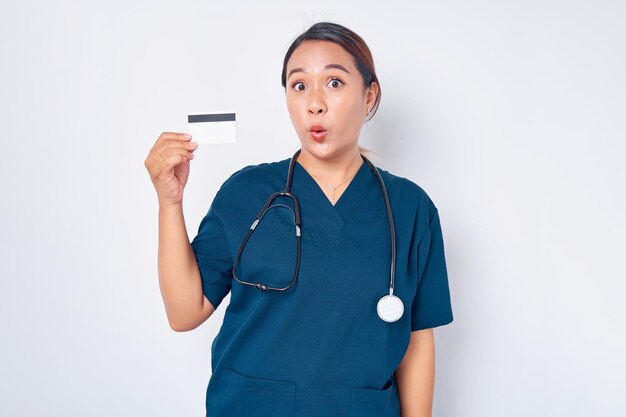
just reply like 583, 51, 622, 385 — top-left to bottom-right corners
309, 124, 327, 139
310, 130, 327, 141
309, 123, 327, 140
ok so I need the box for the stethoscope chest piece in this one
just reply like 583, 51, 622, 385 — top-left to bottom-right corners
377, 294, 404, 322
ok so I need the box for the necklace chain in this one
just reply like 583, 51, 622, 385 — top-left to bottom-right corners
308, 168, 359, 205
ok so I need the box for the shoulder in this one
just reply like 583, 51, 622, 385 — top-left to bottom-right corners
214, 157, 289, 199
375, 166, 437, 214
374, 167, 442, 244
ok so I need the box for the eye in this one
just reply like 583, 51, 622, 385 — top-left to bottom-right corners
291, 81, 305, 91
328, 78, 344, 88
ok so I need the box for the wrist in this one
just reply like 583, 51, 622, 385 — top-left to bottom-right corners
159, 200, 183, 214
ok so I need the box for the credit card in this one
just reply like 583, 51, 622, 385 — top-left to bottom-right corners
187, 112, 237, 144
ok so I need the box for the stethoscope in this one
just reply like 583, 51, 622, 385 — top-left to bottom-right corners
232, 148, 404, 323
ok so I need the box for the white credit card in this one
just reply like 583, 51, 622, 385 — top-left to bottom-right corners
187, 112, 237, 144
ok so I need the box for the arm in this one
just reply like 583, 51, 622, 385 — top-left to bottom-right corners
158, 202, 215, 331
395, 328, 436, 417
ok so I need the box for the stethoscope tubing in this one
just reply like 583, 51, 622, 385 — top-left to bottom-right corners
232, 148, 396, 296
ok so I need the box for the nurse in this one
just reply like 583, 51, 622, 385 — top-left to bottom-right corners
145, 21, 453, 417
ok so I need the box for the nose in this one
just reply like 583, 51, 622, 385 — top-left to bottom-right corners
306, 88, 327, 115
308, 104, 326, 115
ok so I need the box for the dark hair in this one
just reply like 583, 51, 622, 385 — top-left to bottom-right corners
281, 22, 381, 157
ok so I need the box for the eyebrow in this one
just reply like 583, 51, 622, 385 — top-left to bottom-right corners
287, 64, 351, 79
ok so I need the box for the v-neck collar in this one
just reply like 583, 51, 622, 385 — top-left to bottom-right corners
291, 156, 376, 239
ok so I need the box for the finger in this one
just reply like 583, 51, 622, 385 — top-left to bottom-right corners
157, 154, 187, 175
158, 132, 193, 143
155, 143, 197, 164
162, 140, 198, 152
158, 149, 195, 166
150, 133, 193, 159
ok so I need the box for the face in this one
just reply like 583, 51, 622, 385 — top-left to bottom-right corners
285, 40, 378, 161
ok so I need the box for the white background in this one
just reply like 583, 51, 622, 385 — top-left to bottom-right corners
1, 1, 624, 416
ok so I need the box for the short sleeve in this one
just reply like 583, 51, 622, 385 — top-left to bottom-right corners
410, 199, 454, 331
190, 197, 233, 310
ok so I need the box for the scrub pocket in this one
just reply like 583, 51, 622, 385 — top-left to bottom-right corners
350, 375, 402, 417
206, 367, 296, 417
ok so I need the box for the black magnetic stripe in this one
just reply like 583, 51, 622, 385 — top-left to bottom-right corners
188, 113, 236, 123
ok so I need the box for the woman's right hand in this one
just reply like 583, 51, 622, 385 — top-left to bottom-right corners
144, 132, 199, 207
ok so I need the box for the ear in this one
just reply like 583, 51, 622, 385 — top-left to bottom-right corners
364, 81, 379, 115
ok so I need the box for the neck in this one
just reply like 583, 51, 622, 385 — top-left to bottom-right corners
296, 147, 363, 186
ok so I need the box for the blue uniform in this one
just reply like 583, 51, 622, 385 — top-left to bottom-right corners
190, 155, 454, 417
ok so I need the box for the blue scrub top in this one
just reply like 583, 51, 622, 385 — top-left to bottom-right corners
190, 155, 454, 417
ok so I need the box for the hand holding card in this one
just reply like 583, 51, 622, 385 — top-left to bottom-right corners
187, 112, 237, 144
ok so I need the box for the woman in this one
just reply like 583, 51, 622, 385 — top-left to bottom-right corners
145, 22, 453, 417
